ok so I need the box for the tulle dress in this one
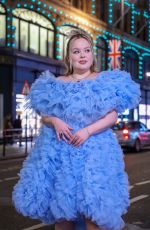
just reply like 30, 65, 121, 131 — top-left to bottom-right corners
12, 69, 141, 230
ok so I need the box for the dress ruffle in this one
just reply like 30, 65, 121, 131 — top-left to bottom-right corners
26, 69, 141, 120
96, 69, 141, 115
12, 69, 141, 230
13, 128, 129, 230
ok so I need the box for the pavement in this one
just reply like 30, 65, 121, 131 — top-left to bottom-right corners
0, 142, 150, 230
124, 224, 150, 230
0, 141, 32, 160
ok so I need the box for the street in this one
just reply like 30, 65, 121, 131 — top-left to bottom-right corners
0, 149, 150, 230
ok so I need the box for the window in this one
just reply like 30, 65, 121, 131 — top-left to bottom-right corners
20, 20, 28, 51
143, 56, 150, 80
72, 0, 78, 8
40, 28, 47, 56
0, 4, 6, 47
96, 38, 107, 71
13, 18, 19, 49
139, 123, 148, 131
13, 9, 54, 57
30, 24, 39, 54
96, 0, 105, 21
124, 50, 139, 79
72, 0, 84, 11
59, 26, 75, 60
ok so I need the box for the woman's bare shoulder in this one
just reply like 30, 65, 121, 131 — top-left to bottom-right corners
57, 75, 70, 82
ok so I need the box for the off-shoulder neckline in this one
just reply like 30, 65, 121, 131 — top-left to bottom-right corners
44, 69, 124, 85
54, 71, 105, 84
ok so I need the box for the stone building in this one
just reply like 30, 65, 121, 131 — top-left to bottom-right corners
0, 0, 150, 131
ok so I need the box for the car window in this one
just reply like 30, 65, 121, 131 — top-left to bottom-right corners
125, 122, 135, 129
140, 123, 148, 131
112, 121, 149, 130
112, 122, 140, 130
112, 122, 125, 130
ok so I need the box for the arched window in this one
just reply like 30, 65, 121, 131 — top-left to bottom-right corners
59, 25, 77, 60
124, 50, 139, 79
71, 0, 78, 8
96, 0, 107, 22
13, 9, 54, 57
96, 38, 107, 71
0, 4, 6, 47
71, 0, 85, 11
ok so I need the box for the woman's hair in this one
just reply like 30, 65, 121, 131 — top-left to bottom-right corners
64, 29, 98, 75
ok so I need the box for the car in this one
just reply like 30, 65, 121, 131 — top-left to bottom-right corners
112, 121, 150, 152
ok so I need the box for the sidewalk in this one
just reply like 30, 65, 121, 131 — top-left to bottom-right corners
124, 224, 150, 230
0, 141, 32, 160
0, 145, 150, 230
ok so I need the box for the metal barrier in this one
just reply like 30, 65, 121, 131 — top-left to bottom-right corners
0, 128, 37, 158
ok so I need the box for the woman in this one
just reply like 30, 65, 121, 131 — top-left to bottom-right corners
12, 29, 141, 230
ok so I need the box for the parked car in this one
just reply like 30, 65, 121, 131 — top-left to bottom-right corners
112, 121, 150, 152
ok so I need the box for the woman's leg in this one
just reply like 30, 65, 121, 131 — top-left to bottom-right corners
85, 218, 103, 230
55, 220, 75, 230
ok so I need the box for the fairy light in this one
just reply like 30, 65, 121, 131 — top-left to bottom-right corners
131, 4, 135, 34
91, 0, 96, 15
0, 0, 149, 67
108, 0, 113, 24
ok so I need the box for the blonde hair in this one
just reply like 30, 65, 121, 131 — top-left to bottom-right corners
64, 29, 98, 75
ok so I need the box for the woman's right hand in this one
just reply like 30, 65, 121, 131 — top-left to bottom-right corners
41, 116, 73, 142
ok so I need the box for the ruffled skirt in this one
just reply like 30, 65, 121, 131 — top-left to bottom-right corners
12, 127, 129, 230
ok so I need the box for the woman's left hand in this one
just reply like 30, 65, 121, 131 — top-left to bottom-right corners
70, 128, 90, 147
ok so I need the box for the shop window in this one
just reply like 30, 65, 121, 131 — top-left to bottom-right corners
48, 31, 54, 58
96, 38, 107, 71
30, 24, 39, 54
72, 0, 78, 7
20, 20, 28, 52
13, 18, 19, 49
72, 0, 84, 10
96, 0, 105, 21
124, 50, 139, 79
40, 28, 47, 56
13, 8, 54, 57
143, 56, 150, 80
59, 25, 76, 60
16, 94, 41, 136
0, 4, 6, 47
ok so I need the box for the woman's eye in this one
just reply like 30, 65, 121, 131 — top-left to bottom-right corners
73, 50, 79, 54
85, 49, 91, 53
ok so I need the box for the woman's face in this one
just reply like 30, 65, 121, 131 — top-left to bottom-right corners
69, 38, 94, 73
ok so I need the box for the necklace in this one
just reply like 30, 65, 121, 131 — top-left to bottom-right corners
71, 72, 92, 82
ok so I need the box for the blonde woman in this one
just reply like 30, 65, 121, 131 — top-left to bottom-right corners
13, 29, 141, 230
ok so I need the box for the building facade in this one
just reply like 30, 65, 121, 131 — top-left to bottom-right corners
0, 0, 150, 131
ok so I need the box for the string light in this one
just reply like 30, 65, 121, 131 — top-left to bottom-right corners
108, 0, 113, 24
0, 0, 149, 66
131, 4, 135, 34
91, 0, 96, 15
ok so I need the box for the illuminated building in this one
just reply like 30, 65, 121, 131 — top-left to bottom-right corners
0, 0, 150, 130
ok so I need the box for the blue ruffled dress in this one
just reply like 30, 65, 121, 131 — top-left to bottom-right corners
12, 69, 141, 230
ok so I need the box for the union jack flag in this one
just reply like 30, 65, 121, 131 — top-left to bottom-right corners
108, 39, 121, 69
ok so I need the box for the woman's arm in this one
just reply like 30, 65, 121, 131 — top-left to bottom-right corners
70, 110, 118, 146
86, 110, 118, 136
41, 116, 73, 142
41, 116, 56, 128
